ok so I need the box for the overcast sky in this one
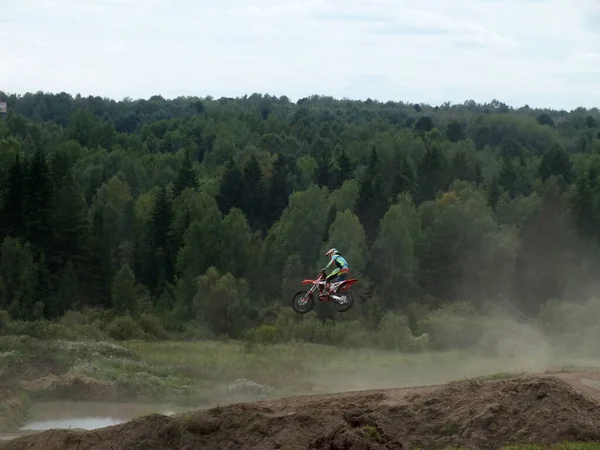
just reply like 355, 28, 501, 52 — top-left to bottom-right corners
2, 0, 600, 109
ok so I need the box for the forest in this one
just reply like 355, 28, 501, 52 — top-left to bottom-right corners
0, 91, 599, 347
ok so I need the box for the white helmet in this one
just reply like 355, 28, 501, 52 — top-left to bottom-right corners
325, 248, 338, 258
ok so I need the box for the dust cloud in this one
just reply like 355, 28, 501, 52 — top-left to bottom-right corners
298, 295, 600, 397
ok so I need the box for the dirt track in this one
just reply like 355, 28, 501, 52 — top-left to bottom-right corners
3, 370, 600, 450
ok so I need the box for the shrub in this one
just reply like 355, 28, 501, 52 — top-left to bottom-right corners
59, 308, 112, 329
108, 316, 145, 341
138, 313, 169, 340
0, 310, 10, 329
419, 302, 483, 350
247, 324, 279, 344
374, 312, 428, 351
0, 335, 37, 354
291, 315, 333, 344
46, 322, 105, 341
421, 314, 483, 350
329, 320, 373, 348
3, 320, 51, 339
176, 321, 216, 341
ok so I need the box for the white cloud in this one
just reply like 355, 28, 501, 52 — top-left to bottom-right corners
1, 0, 599, 109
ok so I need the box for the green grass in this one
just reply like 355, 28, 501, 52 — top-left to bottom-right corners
360, 425, 384, 443
120, 339, 600, 400
3, 335, 600, 405
1, 334, 600, 431
122, 340, 493, 398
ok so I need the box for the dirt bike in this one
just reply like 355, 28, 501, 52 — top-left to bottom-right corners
291, 271, 358, 314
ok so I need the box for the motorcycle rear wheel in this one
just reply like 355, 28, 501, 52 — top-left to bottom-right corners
333, 291, 354, 313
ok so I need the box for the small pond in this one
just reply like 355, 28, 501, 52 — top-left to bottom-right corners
0, 400, 201, 440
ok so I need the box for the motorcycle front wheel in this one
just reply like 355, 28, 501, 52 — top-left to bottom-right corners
292, 290, 315, 314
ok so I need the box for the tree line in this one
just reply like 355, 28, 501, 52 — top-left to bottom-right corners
1, 91, 600, 337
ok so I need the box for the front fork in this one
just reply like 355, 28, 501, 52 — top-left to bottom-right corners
307, 283, 320, 298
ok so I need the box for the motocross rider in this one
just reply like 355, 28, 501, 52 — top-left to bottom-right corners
322, 248, 349, 294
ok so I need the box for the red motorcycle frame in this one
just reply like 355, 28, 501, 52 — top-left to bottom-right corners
291, 271, 359, 314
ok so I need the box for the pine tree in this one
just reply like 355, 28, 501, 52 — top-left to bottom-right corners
217, 159, 244, 214
32, 253, 52, 319
417, 146, 449, 203
51, 262, 80, 318
356, 148, 389, 242
90, 207, 113, 307
0, 238, 36, 320
390, 155, 417, 201
242, 154, 266, 231
336, 149, 353, 186
498, 156, 517, 198
173, 151, 198, 197
452, 150, 470, 182
49, 147, 71, 188
144, 186, 175, 295
446, 121, 465, 143
322, 204, 337, 242
23, 149, 54, 254
570, 168, 594, 238
0, 154, 25, 239
264, 154, 291, 229
50, 176, 88, 253
539, 144, 573, 183
111, 264, 139, 316
488, 175, 501, 210
50, 174, 93, 296
150, 187, 174, 256
315, 154, 330, 188
473, 161, 484, 185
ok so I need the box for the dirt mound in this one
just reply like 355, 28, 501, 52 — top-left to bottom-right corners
3, 374, 600, 450
377, 376, 600, 448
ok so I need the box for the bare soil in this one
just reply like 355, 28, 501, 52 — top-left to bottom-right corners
3, 371, 600, 450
